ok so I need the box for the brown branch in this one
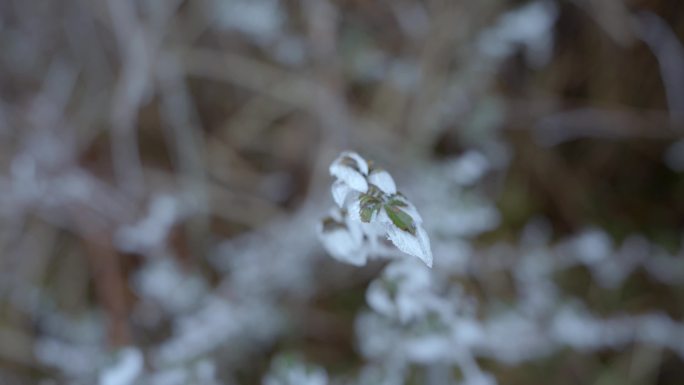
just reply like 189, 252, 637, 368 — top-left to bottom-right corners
73, 207, 132, 348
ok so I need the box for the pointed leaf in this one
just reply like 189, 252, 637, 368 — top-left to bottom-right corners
384, 204, 416, 235
368, 169, 397, 194
386, 225, 433, 268
359, 193, 382, 223
329, 161, 368, 192
331, 180, 352, 207
332, 151, 369, 175
387, 197, 408, 208
317, 223, 367, 266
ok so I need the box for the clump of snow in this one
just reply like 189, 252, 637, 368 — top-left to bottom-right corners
317, 207, 367, 266
115, 194, 180, 254
212, 0, 284, 43
446, 150, 490, 186
133, 258, 208, 315
477, 1, 558, 67
366, 259, 433, 322
98, 348, 143, 385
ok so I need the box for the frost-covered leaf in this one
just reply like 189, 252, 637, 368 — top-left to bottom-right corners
387, 197, 408, 208
359, 190, 383, 223
329, 152, 370, 193
360, 204, 378, 223
384, 204, 416, 235
368, 169, 396, 194
338, 151, 370, 175
386, 194, 423, 223
317, 209, 367, 266
386, 225, 433, 268
330, 163, 368, 193
331, 180, 352, 207
318, 227, 367, 266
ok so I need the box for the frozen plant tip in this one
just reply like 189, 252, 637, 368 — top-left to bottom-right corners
318, 152, 433, 267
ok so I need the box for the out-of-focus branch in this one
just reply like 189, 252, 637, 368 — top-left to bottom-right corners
106, 0, 155, 197
505, 100, 684, 145
635, 12, 684, 124
75, 212, 132, 348
182, 48, 319, 108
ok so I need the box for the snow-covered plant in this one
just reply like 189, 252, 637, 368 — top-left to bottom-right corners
365, 258, 440, 324
318, 152, 433, 267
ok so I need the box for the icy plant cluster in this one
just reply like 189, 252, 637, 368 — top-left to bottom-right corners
3, 0, 684, 382
14, 145, 684, 385
318, 152, 433, 267
315, 152, 499, 384
312, 151, 684, 385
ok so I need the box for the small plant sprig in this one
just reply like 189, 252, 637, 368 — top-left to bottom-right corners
318, 152, 433, 267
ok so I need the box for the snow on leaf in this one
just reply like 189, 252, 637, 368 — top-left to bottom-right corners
368, 169, 397, 194
329, 152, 371, 193
386, 225, 433, 268
329, 162, 368, 192
331, 180, 352, 207
387, 194, 423, 224
387, 197, 408, 208
339, 151, 370, 175
317, 210, 367, 266
320, 228, 367, 266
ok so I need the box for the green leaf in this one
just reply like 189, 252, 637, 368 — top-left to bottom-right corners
359, 192, 382, 223
360, 205, 374, 222
360, 201, 381, 223
387, 197, 408, 208
384, 204, 416, 235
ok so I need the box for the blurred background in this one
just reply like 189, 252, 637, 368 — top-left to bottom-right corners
1, 0, 683, 384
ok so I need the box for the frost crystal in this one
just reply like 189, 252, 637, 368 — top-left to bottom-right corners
319, 152, 433, 267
